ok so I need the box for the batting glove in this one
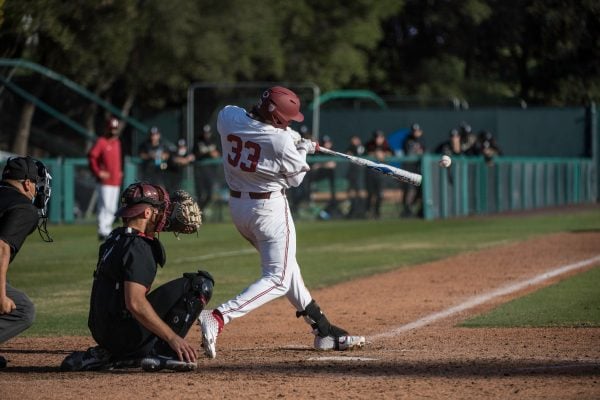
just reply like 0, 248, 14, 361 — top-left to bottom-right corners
296, 138, 319, 154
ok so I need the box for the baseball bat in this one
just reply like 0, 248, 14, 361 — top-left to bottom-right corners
317, 147, 422, 186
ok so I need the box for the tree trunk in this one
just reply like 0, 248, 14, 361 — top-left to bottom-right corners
118, 91, 136, 155
120, 91, 135, 120
84, 102, 98, 152
12, 101, 36, 155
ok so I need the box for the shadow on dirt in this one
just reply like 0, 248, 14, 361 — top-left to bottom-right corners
196, 359, 600, 378
2, 359, 599, 377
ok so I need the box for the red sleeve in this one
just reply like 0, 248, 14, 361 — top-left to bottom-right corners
88, 138, 104, 178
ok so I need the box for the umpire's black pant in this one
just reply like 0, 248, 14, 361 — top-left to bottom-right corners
0, 283, 35, 343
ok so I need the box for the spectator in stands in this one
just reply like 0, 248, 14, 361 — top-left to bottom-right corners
88, 116, 123, 241
310, 135, 339, 219
459, 122, 478, 155
365, 130, 393, 219
138, 127, 170, 187
401, 123, 425, 218
475, 130, 502, 165
194, 124, 221, 211
435, 128, 462, 186
345, 135, 366, 219
167, 138, 195, 193
435, 128, 463, 157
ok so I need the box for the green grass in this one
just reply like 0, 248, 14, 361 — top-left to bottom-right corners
8, 208, 600, 336
462, 266, 600, 327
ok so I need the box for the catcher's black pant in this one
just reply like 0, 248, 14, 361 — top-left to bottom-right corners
90, 273, 212, 360
0, 283, 35, 344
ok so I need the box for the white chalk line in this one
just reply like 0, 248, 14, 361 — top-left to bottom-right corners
370, 255, 600, 341
308, 356, 378, 361
171, 248, 255, 264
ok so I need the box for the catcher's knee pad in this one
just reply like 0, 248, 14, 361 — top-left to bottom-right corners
165, 270, 214, 337
296, 300, 348, 338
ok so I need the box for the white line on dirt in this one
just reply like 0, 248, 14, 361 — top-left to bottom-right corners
171, 248, 256, 264
370, 255, 600, 341
308, 356, 379, 361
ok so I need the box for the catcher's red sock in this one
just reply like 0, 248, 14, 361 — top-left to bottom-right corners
212, 309, 224, 334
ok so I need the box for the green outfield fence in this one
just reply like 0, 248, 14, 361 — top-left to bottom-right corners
1, 155, 595, 223
420, 155, 597, 219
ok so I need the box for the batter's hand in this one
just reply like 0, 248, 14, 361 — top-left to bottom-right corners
167, 335, 198, 363
0, 294, 16, 315
296, 138, 319, 154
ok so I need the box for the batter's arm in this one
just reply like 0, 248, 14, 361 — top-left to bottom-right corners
280, 137, 310, 187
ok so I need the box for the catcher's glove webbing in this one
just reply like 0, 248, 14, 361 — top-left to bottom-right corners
164, 190, 202, 234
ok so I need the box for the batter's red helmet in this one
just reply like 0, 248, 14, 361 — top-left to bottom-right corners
116, 182, 171, 232
256, 86, 304, 129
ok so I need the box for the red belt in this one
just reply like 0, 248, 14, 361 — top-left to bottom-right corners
229, 189, 284, 199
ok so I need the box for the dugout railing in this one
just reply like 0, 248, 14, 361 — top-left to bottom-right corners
3, 155, 594, 224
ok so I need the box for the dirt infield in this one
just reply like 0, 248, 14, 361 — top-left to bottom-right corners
2, 231, 599, 399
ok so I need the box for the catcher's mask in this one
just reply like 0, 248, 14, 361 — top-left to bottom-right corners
2, 156, 53, 242
116, 182, 171, 232
255, 86, 304, 129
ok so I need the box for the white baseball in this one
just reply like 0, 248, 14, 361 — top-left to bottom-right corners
439, 155, 452, 168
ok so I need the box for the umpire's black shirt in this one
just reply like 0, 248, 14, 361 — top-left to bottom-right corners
0, 183, 39, 263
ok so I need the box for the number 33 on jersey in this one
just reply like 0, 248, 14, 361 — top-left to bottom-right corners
217, 105, 310, 192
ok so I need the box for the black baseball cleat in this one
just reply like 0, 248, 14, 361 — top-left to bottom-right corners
140, 354, 197, 372
60, 346, 112, 371
0, 354, 7, 369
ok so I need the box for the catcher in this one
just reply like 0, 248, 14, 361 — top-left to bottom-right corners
61, 182, 210, 372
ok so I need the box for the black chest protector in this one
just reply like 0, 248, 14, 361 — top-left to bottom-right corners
88, 227, 165, 330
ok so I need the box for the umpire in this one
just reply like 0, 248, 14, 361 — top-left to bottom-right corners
0, 156, 52, 369
61, 182, 213, 372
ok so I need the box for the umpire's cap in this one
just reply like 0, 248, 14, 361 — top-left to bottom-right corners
2, 156, 41, 181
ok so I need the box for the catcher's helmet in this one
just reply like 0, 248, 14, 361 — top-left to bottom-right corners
116, 182, 171, 231
256, 86, 304, 129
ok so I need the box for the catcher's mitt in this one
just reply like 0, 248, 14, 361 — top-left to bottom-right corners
164, 190, 202, 234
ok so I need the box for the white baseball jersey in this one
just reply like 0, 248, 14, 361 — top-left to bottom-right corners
213, 105, 314, 324
217, 105, 309, 193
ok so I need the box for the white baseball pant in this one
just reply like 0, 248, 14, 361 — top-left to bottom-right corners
216, 191, 313, 324
97, 184, 120, 237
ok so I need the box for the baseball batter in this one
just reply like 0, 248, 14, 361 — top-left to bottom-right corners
199, 86, 365, 358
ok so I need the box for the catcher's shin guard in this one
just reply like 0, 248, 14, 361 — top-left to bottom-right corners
149, 270, 214, 338
151, 270, 214, 357
296, 300, 348, 338
167, 270, 214, 337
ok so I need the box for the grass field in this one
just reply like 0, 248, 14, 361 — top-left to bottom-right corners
9, 207, 600, 336
462, 265, 600, 327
